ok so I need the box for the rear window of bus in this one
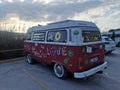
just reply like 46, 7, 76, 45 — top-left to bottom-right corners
82, 31, 101, 42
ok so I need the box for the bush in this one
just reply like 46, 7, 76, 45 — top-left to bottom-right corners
0, 30, 24, 50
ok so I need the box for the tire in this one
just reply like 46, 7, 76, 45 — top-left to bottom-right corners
118, 42, 120, 47
26, 54, 34, 64
108, 51, 112, 54
53, 63, 68, 79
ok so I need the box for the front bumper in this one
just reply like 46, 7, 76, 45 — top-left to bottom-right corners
74, 61, 107, 78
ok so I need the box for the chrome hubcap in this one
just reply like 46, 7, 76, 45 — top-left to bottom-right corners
56, 65, 62, 74
54, 64, 64, 77
27, 54, 31, 63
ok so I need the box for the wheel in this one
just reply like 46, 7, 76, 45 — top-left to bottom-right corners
53, 63, 68, 79
108, 51, 112, 54
26, 54, 34, 64
118, 42, 120, 47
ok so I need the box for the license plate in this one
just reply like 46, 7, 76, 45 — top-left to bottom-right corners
89, 57, 98, 64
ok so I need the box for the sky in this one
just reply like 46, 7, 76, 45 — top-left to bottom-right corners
0, 0, 120, 32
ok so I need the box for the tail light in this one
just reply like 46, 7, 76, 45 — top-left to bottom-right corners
79, 57, 83, 70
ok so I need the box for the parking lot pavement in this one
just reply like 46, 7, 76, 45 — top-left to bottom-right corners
0, 47, 120, 90
0, 60, 49, 90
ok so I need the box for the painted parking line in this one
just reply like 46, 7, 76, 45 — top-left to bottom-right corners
1, 57, 50, 90
15, 63, 50, 90
0, 57, 25, 63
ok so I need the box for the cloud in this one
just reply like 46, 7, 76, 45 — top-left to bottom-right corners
71, 0, 120, 31
0, 0, 102, 22
0, 0, 120, 31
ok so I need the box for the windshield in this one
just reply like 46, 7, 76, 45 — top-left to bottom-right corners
82, 31, 101, 42
104, 37, 112, 41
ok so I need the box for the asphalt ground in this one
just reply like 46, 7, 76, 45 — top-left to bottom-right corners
0, 47, 120, 90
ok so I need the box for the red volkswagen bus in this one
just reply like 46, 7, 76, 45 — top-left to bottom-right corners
24, 20, 107, 79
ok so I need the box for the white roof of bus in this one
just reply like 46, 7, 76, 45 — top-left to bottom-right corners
28, 20, 97, 32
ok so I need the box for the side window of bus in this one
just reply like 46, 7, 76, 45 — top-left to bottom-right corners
33, 32, 46, 41
47, 30, 67, 43
25, 33, 32, 40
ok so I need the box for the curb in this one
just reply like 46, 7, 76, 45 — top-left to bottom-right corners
0, 49, 23, 53
0, 57, 25, 64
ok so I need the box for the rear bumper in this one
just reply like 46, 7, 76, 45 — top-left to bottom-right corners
74, 61, 107, 78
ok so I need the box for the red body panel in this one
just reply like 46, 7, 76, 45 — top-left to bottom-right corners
24, 41, 105, 73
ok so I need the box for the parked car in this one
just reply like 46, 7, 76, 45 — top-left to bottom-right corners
102, 36, 116, 53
